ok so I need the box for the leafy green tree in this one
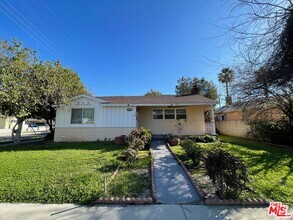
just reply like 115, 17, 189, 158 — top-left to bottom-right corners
175, 76, 218, 100
30, 61, 88, 138
145, 89, 162, 96
0, 40, 38, 144
0, 40, 88, 143
175, 77, 193, 96
193, 77, 218, 100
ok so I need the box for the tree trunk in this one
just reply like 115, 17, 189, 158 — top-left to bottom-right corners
12, 118, 24, 145
226, 82, 229, 97
46, 118, 54, 139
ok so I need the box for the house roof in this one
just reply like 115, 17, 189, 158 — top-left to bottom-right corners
215, 104, 241, 113
96, 95, 217, 106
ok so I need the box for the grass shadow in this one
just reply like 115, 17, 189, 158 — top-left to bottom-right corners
0, 141, 127, 153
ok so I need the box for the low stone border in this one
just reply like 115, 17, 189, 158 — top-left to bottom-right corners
96, 196, 153, 205
165, 142, 205, 201
150, 149, 157, 203
166, 142, 269, 206
205, 198, 268, 206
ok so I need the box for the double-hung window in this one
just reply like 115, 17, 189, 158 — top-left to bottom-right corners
71, 108, 94, 124
176, 109, 187, 119
153, 109, 163, 119
152, 108, 186, 120
164, 109, 175, 119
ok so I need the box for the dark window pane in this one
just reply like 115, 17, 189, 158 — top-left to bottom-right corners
71, 109, 82, 124
165, 109, 175, 119
83, 108, 94, 124
153, 109, 163, 119
176, 109, 187, 119
176, 114, 187, 119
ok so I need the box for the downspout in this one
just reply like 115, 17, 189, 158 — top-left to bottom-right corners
210, 105, 216, 135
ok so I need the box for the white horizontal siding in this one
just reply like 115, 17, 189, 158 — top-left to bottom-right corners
55, 97, 136, 128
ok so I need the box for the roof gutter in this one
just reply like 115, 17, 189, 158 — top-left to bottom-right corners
101, 102, 217, 107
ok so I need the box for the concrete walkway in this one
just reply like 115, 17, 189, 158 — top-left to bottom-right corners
0, 203, 282, 220
151, 140, 201, 204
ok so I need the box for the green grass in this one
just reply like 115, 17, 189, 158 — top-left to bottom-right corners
0, 142, 151, 204
108, 150, 151, 197
173, 136, 293, 205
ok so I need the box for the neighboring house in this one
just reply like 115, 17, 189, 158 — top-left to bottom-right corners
0, 115, 16, 129
215, 104, 283, 137
215, 105, 249, 137
0, 115, 8, 129
215, 105, 243, 121
0, 115, 48, 132
54, 94, 217, 142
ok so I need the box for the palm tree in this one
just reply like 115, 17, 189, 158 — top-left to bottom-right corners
218, 68, 234, 97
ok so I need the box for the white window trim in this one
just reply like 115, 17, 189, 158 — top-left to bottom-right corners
71, 108, 95, 125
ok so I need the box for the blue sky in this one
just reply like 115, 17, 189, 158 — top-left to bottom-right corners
0, 0, 236, 97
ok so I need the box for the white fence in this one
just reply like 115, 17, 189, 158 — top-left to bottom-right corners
205, 122, 216, 134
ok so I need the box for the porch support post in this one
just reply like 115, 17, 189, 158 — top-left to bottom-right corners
210, 106, 216, 134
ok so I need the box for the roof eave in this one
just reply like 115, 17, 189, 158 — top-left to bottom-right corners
101, 102, 217, 107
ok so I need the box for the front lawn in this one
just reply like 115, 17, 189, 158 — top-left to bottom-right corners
108, 150, 151, 197
0, 141, 151, 204
172, 135, 293, 205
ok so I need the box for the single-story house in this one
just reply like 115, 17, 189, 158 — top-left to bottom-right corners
215, 105, 243, 121
214, 104, 249, 137
215, 103, 283, 137
54, 93, 217, 142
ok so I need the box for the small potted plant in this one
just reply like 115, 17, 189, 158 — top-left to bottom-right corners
168, 136, 180, 146
166, 133, 180, 146
114, 135, 127, 145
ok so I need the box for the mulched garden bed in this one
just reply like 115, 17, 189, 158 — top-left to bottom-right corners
168, 143, 269, 206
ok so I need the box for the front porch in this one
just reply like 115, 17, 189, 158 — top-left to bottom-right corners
136, 105, 216, 136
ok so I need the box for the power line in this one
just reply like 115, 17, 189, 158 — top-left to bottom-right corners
0, 1, 73, 65
0, 5, 60, 59
0, 27, 13, 39
39, 0, 88, 59
1, 0, 74, 65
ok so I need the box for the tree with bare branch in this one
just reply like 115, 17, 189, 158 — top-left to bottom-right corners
225, 0, 293, 144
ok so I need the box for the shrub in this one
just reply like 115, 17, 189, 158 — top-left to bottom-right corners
204, 150, 248, 199
140, 127, 152, 144
203, 134, 217, 143
247, 119, 293, 146
188, 134, 217, 143
129, 138, 145, 151
128, 127, 152, 147
181, 140, 203, 167
122, 148, 138, 165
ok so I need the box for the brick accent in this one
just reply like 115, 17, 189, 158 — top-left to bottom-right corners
96, 196, 153, 205
205, 198, 269, 206
150, 149, 157, 203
